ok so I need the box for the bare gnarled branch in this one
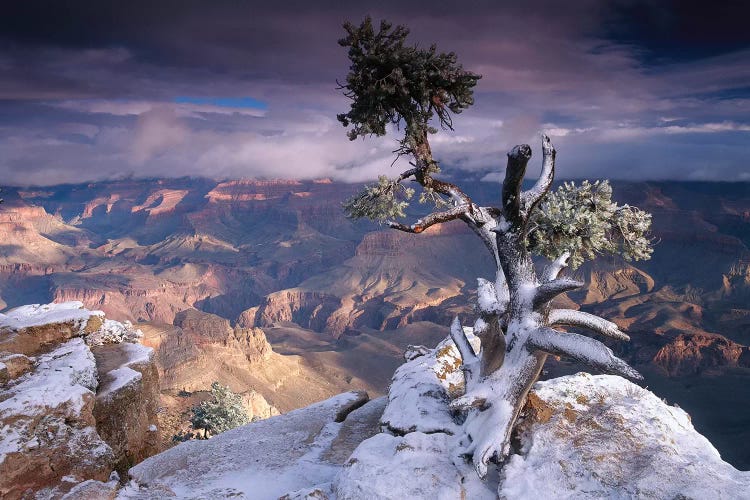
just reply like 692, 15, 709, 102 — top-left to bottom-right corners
548, 309, 630, 341
501, 144, 532, 228
521, 134, 556, 212
527, 327, 642, 380
532, 278, 584, 310
387, 204, 469, 233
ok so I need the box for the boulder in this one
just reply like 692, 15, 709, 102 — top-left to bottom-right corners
379, 334, 477, 435
502, 373, 750, 498
0, 338, 114, 499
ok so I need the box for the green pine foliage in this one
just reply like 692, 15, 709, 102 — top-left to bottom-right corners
528, 180, 653, 269
337, 17, 653, 269
190, 382, 250, 437
342, 175, 415, 222
337, 17, 480, 164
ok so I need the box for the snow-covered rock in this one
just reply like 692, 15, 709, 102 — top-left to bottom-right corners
0, 302, 104, 332
0, 301, 161, 499
120, 391, 371, 499
379, 337, 471, 435
92, 341, 160, 477
113, 335, 750, 499
86, 318, 143, 346
502, 373, 750, 499
0, 338, 114, 499
335, 431, 495, 500
0, 301, 104, 356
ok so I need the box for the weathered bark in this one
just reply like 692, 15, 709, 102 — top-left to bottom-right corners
449, 137, 641, 478
386, 134, 641, 479
548, 309, 630, 341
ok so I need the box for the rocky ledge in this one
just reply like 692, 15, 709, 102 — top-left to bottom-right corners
0, 302, 161, 499
120, 333, 750, 499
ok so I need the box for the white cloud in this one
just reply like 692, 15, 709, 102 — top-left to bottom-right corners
54, 99, 266, 118
131, 106, 189, 164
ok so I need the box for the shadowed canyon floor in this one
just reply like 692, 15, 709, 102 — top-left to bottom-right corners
1, 178, 749, 467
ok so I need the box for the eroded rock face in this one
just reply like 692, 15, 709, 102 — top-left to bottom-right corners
93, 342, 161, 477
250, 289, 344, 334
174, 308, 271, 362
0, 338, 114, 500
147, 309, 276, 396
653, 332, 749, 375
0, 302, 161, 499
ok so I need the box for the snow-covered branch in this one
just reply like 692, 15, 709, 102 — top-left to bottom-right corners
396, 167, 419, 182
449, 317, 481, 388
532, 278, 584, 309
540, 251, 570, 282
527, 327, 642, 380
387, 204, 469, 233
501, 144, 532, 228
521, 134, 556, 213
548, 309, 630, 341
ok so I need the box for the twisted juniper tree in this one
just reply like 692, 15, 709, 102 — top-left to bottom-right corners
338, 18, 653, 477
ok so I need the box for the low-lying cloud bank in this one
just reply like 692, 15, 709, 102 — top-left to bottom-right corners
0, 1, 748, 185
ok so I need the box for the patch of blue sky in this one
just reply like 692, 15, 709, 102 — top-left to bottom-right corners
174, 96, 268, 110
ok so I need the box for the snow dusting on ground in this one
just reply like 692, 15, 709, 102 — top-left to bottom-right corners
501, 373, 750, 499
119, 392, 369, 499
119, 336, 750, 499
0, 301, 103, 331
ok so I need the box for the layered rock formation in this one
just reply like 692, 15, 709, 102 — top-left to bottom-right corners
1, 178, 749, 466
0, 302, 160, 499
243, 224, 487, 337
140, 308, 361, 412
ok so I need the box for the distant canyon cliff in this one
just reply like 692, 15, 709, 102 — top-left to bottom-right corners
1, 177, 749, 466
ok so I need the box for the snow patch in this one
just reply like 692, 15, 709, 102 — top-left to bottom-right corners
500, 373, 750, 499
0, 301, 103, 331
98, 367, 142, 399
119, 342, 152, 365
0, 337, 99, 462
86, 319, 143, 346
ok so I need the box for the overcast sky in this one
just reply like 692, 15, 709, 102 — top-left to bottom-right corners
1, 0, 749, 186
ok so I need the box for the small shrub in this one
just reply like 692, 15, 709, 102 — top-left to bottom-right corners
189, 382, 250, 438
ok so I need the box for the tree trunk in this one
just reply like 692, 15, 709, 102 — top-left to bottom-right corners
448, 137, 641, 478
389, 136, 641, 478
